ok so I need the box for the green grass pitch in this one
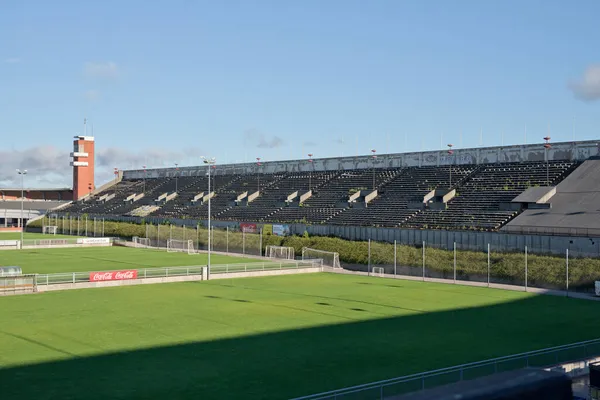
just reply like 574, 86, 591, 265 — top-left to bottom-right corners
0, 246, 258, 274
1, 273, 600, 400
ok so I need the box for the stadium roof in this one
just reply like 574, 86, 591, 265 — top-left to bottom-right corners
0, 187, 72, 192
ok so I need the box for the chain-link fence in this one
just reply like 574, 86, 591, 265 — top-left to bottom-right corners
41, 215, 107, 237
33, 218, 600, 297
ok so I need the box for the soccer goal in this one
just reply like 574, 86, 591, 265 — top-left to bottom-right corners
372, 267, 385, 277
301, 247, 341, 269
42, 225, 58, 235
133, 236, 151, 248
266, 245, 295, 260
167, 239, 196, 255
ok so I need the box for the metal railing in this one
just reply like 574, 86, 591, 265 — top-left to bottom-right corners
34, 259, 321, 286
290, 338, 600, 400
22, 238, 81, 246
211, 260, 319, 275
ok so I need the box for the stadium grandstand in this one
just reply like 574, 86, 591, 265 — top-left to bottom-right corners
57, 139, 600, 236
0, 188, 72, 229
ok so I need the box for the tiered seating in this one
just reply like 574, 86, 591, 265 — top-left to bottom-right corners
61, 160, 581, 231
217, 171, 338, 222
403, 161, 579, 230
151, 174, 239, 219
213, 173, 285, 221
260, 169, 399, 224
262, 207, 343, 224
329, 165, 477, 227
61, 179, 152, 215
302, 169, 397, 208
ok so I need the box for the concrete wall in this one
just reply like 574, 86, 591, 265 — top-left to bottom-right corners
37, 273, 206, 292
123, 140, 600, 180
210, 267, 321, 280
35, 266, 321, 293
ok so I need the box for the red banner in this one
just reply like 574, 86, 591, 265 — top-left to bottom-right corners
240, 223, 257, 233
89, 270, 138, 282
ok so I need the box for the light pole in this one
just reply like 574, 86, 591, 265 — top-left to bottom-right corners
113, 167, 119, 196
307, 154, 313, 191
17, 169, 27, 248
371, 149, 377, 190
174, 163, 179, 193
447, 144, 454, 188
201, 156, 216, 277
256, 157, 261, 192
143, 165, 147, 193
543, 137, 551, 186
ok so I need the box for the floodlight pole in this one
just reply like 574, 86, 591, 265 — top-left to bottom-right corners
17, 169, 27, 248
371, 149, 377, 190
543, 137, 551, 186
256, 158, 261, 192
207, 163, 211, 272
143, 165, 147, 193
202, 156, 216, 278
307, 154, 313, 191
447, 144, 454, 188
175, 163, 179, 193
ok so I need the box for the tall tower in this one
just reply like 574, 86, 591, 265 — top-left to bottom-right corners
70, 121, 95, 201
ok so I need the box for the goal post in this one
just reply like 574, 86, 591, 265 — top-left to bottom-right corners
42, 226, 58, 235
133, 236, 151, 248
372, 266, 385, 277
167, 239, 196, 255
301, 247, 341, 269
266, 245, 295, 260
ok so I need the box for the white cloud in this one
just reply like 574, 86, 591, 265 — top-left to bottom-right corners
569, 65, 600, 102
84, 61, 119, 79
4, 57, 21, 64
0, 145, 203, 189
0, 145, 69, 188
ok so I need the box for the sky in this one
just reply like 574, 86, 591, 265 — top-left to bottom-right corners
1, 0, 599, 188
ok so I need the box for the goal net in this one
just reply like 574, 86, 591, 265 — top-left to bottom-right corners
133, 236, 151, 248
372, 266, 384, 277
266, 245, 295, 260
167, 239, 195, 255
42, 226, 58, 235
301, 247, 341, 269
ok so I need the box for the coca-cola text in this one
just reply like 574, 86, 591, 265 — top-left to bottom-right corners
89, 270, 138, 282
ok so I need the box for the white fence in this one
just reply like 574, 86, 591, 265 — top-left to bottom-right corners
34, 260, 320, 286
291, 338, 600, 400
20, 237, 113, 249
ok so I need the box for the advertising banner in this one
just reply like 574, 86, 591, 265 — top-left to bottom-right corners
89, 270, 138, 282
77, 238, 111, 245
0, 240, 19, 247
40, 239, 69, 245
240, 223, 257, 233
262, 224, 273, 235
272, 224, 290, 237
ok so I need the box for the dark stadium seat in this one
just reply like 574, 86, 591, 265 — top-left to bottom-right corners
59, 160, 580, 232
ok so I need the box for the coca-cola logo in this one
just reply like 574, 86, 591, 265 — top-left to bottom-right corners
115, 270, 136, 279
89, 269, 138, 282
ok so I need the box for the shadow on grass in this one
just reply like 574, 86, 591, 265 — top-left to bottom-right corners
1, 295, 599, 400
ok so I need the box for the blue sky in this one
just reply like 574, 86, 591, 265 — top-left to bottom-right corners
1, 0, 599, 187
